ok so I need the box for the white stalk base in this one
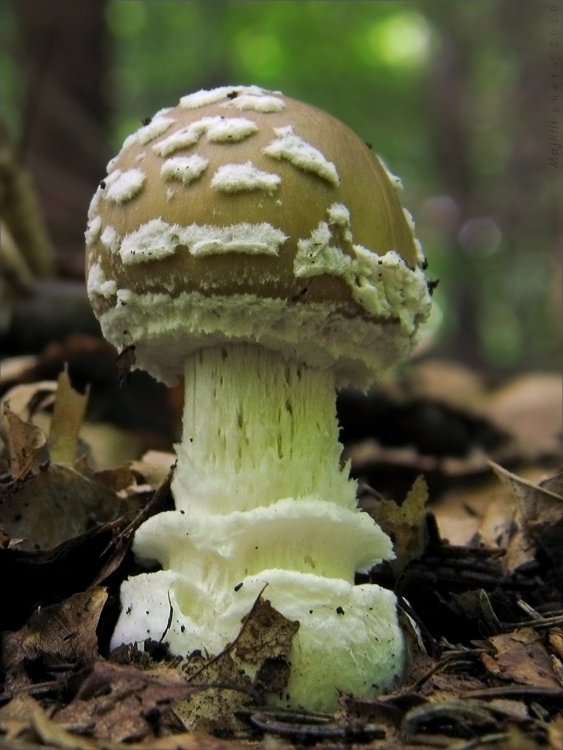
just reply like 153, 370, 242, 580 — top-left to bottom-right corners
111, 345, 405, 711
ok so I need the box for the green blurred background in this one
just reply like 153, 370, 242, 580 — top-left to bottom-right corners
1, 0, 560, 375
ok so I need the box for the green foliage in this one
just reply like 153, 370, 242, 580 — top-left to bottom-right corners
104, 1, 434, 174
4, 0, 558, 374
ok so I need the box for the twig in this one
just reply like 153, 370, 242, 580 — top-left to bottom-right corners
411, 650, 487, 690
516, 599, 543, 620
99, 465, 174, 558
516, 614, 563, 629
461, 686, 563, 699
159, 591, 174, 644
249, 711, 385, 741
451, 733, 509, 750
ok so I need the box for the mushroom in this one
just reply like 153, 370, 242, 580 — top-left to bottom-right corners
85, 85, 432, 711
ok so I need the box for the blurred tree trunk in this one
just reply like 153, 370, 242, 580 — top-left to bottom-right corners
14, 0, 111, 279
425, 1, 485, 370
493, 0, 561, 370
425, 1, 558, 372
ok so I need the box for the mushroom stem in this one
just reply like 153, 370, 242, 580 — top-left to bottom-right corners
173, 343, 356, 520
111, 343, 405, 711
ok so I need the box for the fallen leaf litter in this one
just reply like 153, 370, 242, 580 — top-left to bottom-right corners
0, 361, 562, 749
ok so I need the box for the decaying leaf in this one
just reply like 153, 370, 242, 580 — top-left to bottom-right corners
0, 671, 246, 750
430, 472, 524, 550
0, 462, 144, 552
54, 660, 200, 744
0, 694, 40, 745
364, 475, 429, 576
485, 374, 563, 460
549, 628, 563, 660
176, 650, 255, 736
31, 697, 100, 750
491, 462, 563, 577
0, 380, 150, 558
175, 596, 299, 733
539, 467, 563, 502
90, 464, 139, 494
1, 588, 107, 696
234, 597, 299, 664
0, 693, 100, 750
48, 368, 89, 465
481, 628, 561, 690
397, 359, 488, 414
1, 404, 46, 480
547, 714, 563, 750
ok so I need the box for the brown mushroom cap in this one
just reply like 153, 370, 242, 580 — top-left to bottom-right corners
86, 85, 431, 387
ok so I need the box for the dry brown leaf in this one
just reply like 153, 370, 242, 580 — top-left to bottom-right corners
539, 466, 563, 499
399, 359, 488, 413
235, 597, 299, 664
503, 527, 538, 575
1, 405, 46, 480
431, 467, 546, 557
91, 465, 138, 493
430, 480, 502, 547
486, 374, 563, 459
549, 629, 563, 660
75, 421, 145, 472
176, 596, 299, 733
54, 661, 200, 744
176, 650, 255, 735
0, 463, 143, 551
365, 475, 429, 575
2, 588, 107, 695
547, 714, 563, 749
490, 462, 563, 575
0, 510, 144, 635
488, 698, 530, 721
0, 694, 42, 744
502, 725, 550, 750
48, 368, 89, 465
0, 694, 103, 750
482, 629, 561, 690
30, 699, 100, 750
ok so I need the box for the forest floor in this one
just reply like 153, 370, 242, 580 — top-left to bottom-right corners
0, 339, 562, 750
